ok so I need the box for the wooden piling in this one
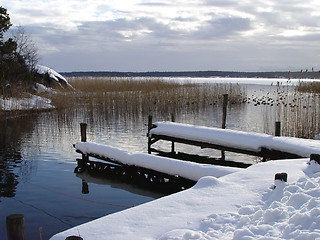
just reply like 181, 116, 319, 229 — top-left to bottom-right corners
275, 121, 281, 137
310, 154, 320, 164
65, 236, 83, 240
6, 214, 25, 240
222, 94, 228, 129
80, 123, 89, 167
171, 113, 175, 153
221, 94, 228, 160
148, 115, 153, 154
275, 172, 287, 182
80, 123, 87, 142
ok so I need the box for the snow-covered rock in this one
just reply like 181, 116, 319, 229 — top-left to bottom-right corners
36, 65, 73, 89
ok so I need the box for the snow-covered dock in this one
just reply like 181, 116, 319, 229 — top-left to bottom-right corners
74, 121, 320, 185
50, 158, 320, 240
74, 142, 241, 182
148, 121, 320, 160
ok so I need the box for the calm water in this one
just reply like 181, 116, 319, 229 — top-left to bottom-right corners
0, 81, 287, 239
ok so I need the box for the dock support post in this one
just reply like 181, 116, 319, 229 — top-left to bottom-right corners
80, 123, 87, 142
148, 115, 152, 154
221, 94, 228, 160
222, 94, 228, 129
171, 113, 175, 154
6, 214, 25, 240
275, 121, 281, 136
80, 123, 88, 169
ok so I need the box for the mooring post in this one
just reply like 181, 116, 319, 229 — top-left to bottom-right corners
6, 214, 25, 240
65, 236, 83, 240
275, 172, 287, 182
275, 121, 281, 136
221, 94, 228, 160
80, 123, 87, 142
171, 113, 175, 154
82, 179, 89, 194
273, 172, 287, 189
222, 94, 228, 129
310, 154, 320, 165
80, 123, 89, 167
148, 115, 153, 154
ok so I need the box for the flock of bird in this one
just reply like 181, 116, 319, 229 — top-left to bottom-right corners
243, 89, 314, 109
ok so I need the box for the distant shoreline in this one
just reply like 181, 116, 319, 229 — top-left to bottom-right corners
61, 70, 320, 79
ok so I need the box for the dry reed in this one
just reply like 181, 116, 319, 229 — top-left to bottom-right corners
49, 77, 246, 120
264, 82, 320, 139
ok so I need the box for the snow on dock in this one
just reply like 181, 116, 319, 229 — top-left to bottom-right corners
74, 142, 241, 181
50, 158, 320, 240
149, 122, 320, 157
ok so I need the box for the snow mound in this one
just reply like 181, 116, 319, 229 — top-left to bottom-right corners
193, 176, 221, 189
159, 169, 320, 240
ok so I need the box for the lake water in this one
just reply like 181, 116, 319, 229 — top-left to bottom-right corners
0, 78, 296, 239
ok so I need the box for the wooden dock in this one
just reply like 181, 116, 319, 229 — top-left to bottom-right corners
74, 154, 195, 194
147, 116, 309, 165
74, 120, 320, 192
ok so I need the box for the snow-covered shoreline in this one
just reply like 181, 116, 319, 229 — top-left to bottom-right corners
50, 158, 320, 239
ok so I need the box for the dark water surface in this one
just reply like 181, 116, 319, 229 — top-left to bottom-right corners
0, 82, 284, 239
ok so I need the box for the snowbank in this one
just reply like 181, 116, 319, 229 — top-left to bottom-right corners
50, 158, 320, 240
74, 142, 241, 181
150, 122, 320, 157
0, 93, 53, 111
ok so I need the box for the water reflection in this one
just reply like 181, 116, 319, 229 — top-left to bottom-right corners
0, 115, 38, 198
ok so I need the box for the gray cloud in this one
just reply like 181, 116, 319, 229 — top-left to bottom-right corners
193, 16, 252, 39
4, 0, 320, 72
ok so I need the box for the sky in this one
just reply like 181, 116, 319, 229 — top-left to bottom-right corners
1, 0, 320, 72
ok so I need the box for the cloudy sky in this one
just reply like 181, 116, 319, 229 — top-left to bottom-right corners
2, 0, 320, 72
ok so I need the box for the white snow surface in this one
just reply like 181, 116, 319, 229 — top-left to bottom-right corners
50, 158, 320, 240
150, 122, 320, 157
36, 65, 73, 88
0, 93, 53, 111
74, 142, 241, 181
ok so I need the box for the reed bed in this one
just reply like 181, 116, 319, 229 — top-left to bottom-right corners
49, 77, 246, 121
296, 81, 320, 93
261, 82, 320, 139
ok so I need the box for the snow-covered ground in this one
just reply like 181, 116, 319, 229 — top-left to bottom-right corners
0, 93, 53, 111
0, 65, 72, 112
50, 157, 320, 239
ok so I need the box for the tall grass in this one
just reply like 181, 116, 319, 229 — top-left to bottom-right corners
49, 77, 246, 119
263, 81, 320, 139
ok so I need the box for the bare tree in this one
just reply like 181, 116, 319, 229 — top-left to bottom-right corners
11, 26, 39, 72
